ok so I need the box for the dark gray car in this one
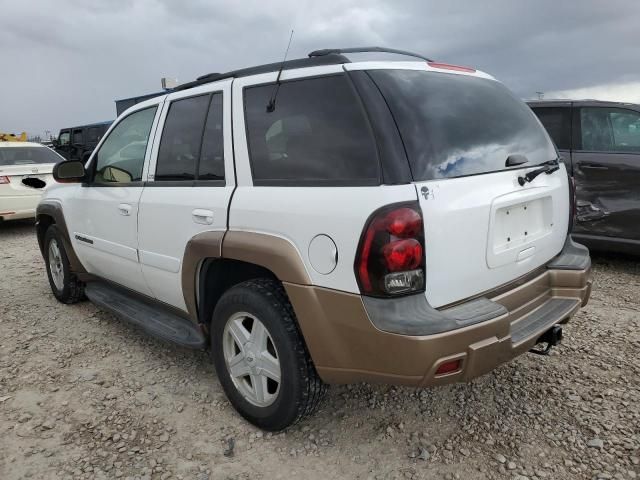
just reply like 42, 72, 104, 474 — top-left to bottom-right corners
529, 100, 640, 254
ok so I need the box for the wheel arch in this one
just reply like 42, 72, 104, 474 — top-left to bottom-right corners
182, 231, 311, 327
35, 201, 87, 275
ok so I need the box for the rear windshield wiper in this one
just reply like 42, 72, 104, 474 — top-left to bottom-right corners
518, 159, 560, 186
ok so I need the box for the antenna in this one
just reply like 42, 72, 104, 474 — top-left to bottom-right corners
266, 29, 294, 113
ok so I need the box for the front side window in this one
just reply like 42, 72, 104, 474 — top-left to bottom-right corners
369, 70, 557, 181
531, 107, 571, 150
58, 131, 70, 146
244, 74, 379, 185
156, 95, 211, 181
93, 107, 157, 184
581, 107, 640, 153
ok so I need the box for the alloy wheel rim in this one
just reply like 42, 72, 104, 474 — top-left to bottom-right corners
48, 239, 65, 291
223, 312, 281, 407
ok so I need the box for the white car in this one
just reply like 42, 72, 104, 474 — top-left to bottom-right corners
36, 47, 591, 430
0, 142, 64, 221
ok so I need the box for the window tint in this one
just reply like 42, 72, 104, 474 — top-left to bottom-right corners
581, 107, 640, 153
531, 107, 571, 150
244, 75, 379, 185
199, 93, 224, 180
156, 95, 210, 181
72, 129, 83, 145
368, 70, 557, 181
58, 131, 70, 146
93, 107, 157, 184
87, 127, 100, 143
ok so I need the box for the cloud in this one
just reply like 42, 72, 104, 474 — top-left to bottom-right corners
545, 82, 640, 104
1, 0, 639, 137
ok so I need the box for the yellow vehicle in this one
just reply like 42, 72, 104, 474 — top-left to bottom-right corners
0, 132, 28, 142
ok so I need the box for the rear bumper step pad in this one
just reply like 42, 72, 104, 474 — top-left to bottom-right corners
510, 297, 579, 344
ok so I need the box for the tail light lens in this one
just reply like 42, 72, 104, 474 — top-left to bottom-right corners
355, 202, 426, 297
0, 176, 9, 184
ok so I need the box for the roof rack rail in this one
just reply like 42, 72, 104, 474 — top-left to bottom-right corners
308, 46, 433, 62
174, 54, 350, 92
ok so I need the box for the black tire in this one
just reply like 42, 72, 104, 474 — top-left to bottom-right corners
43, 225, 85, 304
210, 278, 327, 431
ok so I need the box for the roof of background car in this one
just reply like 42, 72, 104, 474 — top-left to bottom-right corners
60, 121, 113, 131
0, 141, 50, 148
528, 99, 640, 108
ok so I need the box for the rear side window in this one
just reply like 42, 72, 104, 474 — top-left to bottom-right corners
244, 75, 379, 186
580, 107, 640, 153
87, 127, 100, 143
72, 129, 84, 145
369, 70, 557, 181
156, 94, 210, 181
531, 107, 571, 150
199, 93, 224, 180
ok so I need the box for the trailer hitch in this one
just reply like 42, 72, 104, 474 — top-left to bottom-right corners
529, 325, 563, 356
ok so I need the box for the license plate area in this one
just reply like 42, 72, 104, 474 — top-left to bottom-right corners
487, 195, 553, 268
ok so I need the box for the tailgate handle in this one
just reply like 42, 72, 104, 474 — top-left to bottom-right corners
517, 246, 536, 262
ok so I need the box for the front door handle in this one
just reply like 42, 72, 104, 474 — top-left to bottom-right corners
192, 209, 214, 225
118, 203, 132, 216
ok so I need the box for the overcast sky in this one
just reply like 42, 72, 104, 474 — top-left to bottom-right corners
1, 0, 639, 137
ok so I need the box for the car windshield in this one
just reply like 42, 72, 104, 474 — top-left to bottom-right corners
0, 146, 63, 166
368, 69, 557, 181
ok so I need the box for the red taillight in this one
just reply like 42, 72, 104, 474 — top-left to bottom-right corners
0, 176, 10, 184
385, 207, 422, 238
355, 202, 426, 297
383, 239, 423, 271
427, 61, 476, 73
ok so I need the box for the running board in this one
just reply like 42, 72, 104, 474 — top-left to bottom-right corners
85, 282, 206, 349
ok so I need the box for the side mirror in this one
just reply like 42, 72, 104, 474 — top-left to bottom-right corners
53, 160, 86, 183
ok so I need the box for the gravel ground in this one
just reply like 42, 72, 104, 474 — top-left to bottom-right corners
1, 220, 638, 480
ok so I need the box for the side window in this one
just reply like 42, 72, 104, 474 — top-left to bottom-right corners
93, 107, 157, 184
610, 110, 640, 151
58, 131, 70, 146
580, 107, 640, 153
87, 127, 100, 143
72, 129, 84, 145
156, 94, 210, 181
531, 107, 571, 150
244, 75, 379, 185
199, 93, 224, 180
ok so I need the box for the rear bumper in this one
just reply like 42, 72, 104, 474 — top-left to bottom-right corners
286, 237, 591, 387
0, 195, 40, 220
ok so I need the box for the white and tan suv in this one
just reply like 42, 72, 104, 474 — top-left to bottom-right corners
36, 47, 592, 430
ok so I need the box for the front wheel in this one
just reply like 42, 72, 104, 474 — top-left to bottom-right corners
44, 225, 85, 304
211, 278, 326, 431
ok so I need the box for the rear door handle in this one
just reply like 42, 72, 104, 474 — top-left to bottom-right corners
579, 163, 608, 170
192, 209, 214, 225
118, 203, 132, 216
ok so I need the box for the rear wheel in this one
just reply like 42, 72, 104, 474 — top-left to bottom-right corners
44, 225, 85, 304
211, 278, 326, 431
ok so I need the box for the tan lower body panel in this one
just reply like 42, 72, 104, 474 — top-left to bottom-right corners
285, 267, 591, 387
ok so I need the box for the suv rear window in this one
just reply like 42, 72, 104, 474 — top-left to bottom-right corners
244, 75, 379, 186
368, 70, 557, 181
